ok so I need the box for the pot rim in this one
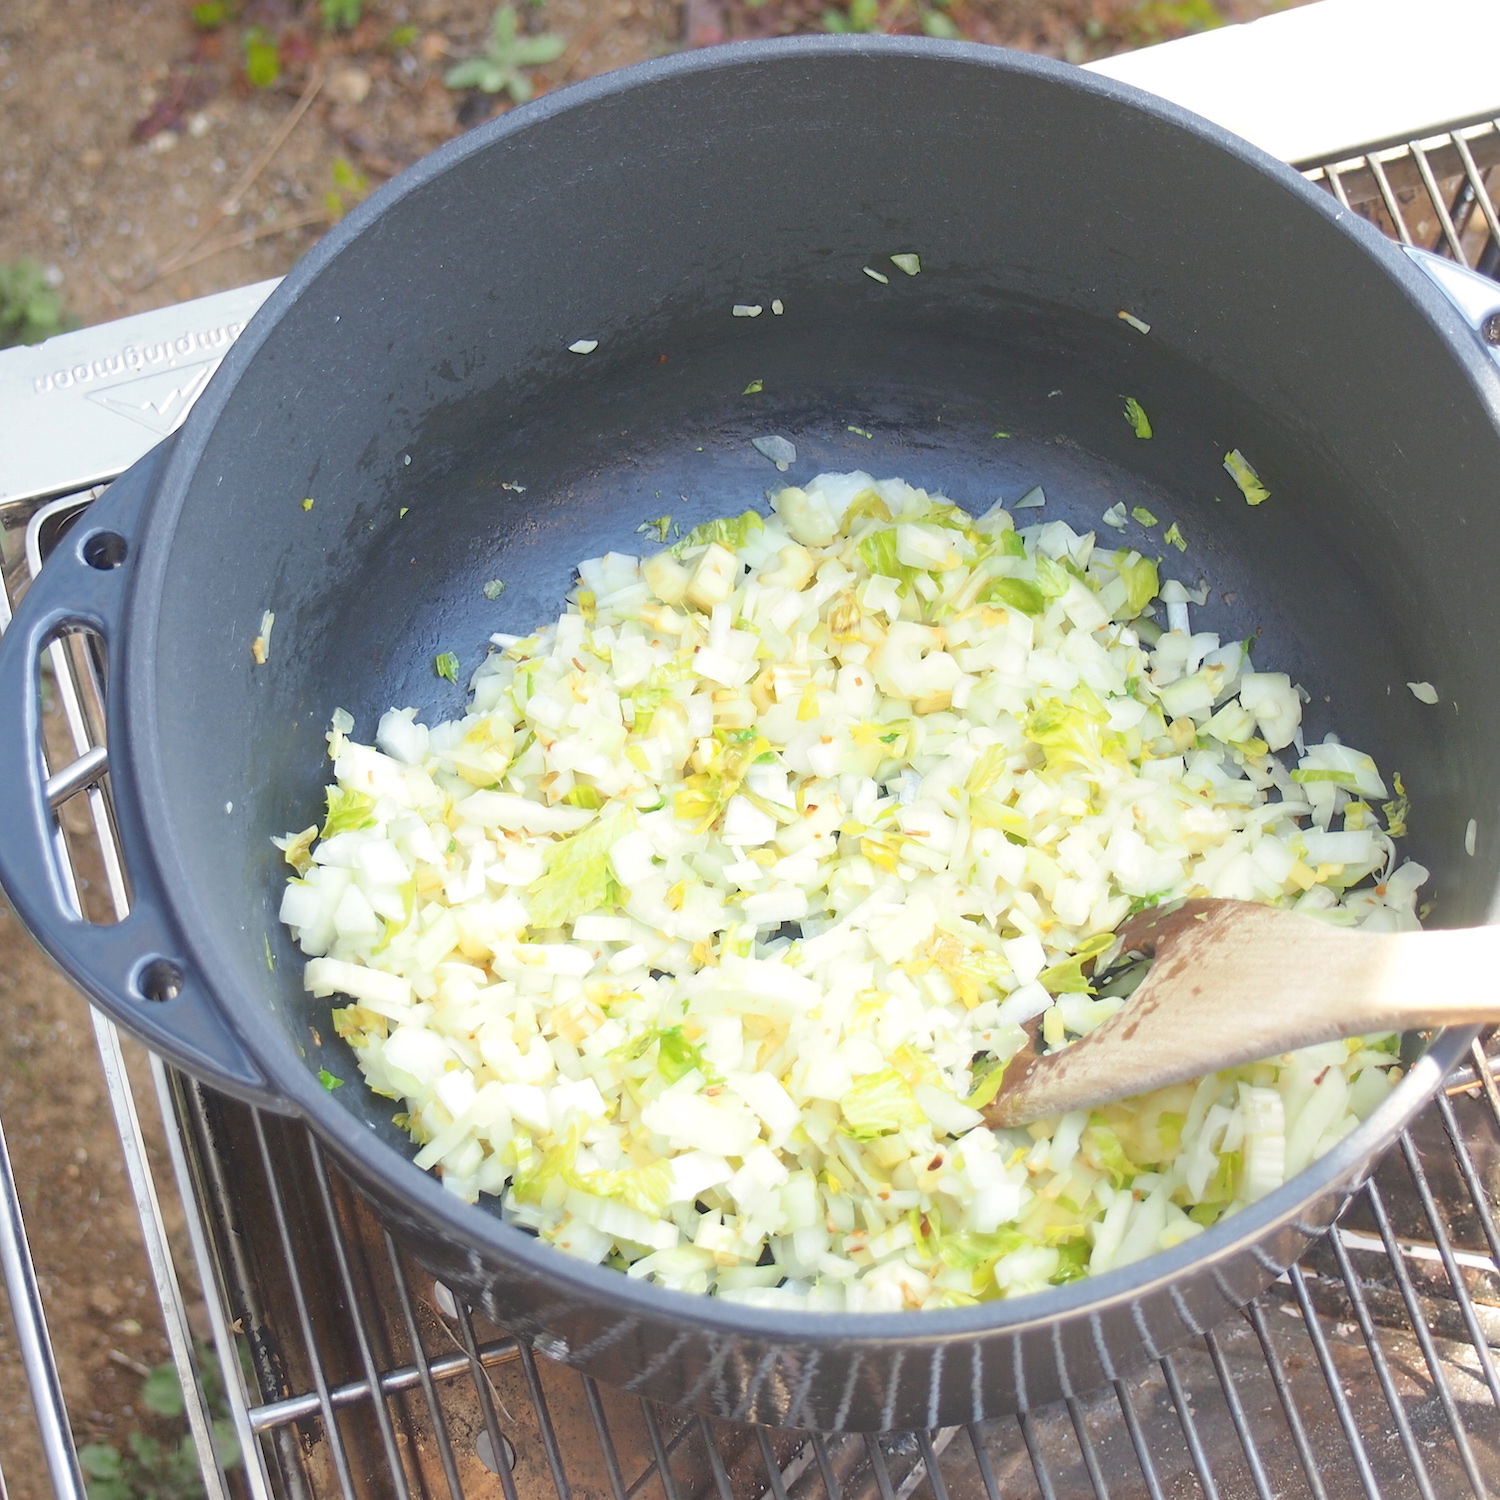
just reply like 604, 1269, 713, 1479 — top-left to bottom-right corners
121, 34, 1492, 1349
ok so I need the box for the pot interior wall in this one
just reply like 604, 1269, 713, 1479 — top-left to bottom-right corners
141, 44, 1500, 1155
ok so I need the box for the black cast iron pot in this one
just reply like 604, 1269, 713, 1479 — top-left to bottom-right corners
4, 38, 1500, 1432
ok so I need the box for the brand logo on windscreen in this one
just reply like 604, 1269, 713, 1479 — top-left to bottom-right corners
30, 320, 245, 398
85, 358, 220, 434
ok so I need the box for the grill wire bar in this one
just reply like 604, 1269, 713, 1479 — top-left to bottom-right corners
1299, 112, 1500, 272
2, 111, 1500, 1500
0, 1110, 85, 1500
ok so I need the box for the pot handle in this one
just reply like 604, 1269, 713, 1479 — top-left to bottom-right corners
1403, 246, 1500, 370
0, 441, 276, 1107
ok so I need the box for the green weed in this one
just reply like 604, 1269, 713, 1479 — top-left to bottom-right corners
444, 4, 565, 103
324, 156, 370, 219
1120, 0, 1226, 43
822, 0, 960, 39
320, 0, 361, 30
242, 25, 280, 87
77, 1350, 240, 1500
0, 259, 71, 349
823, 0, 880, 29
189, 1, 233, 29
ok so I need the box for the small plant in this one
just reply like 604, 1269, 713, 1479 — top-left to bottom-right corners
1121, 0, 1225, 43
324, 156, 370, 220
189, 0, 233, 29
822, 0, 960, 38
242, 25, 281, 87
822, 0, 880, 32
320, 0, 361, 31
918, 4, 960, 40
76, 1350, 240, 1500
444, 4, 565, 104
0, 259, 70, 349
79, 1433, 207, 1500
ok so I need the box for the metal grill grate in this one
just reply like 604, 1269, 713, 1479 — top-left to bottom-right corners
169, 1061, 1500, 1500
1301, 112, 1500, 274
4, 112, 1500, 1500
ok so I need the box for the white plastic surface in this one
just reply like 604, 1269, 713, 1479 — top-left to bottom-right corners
0, 279, 280, 505
1088, 0, 1500, 166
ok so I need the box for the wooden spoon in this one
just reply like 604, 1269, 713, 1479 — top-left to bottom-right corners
983, 898, 1494, 1129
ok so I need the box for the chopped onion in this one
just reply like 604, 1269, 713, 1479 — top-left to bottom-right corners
251, 610, 275, 665
278, 470, 1415, 1309
752, 435, 797, 470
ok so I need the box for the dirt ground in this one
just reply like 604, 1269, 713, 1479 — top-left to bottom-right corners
0, 0, 1296, 1494
0, 0, 1296, 330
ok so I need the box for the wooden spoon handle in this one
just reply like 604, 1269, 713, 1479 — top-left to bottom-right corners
985, 901, 1500, 1128
1116, 898, 1500, 1030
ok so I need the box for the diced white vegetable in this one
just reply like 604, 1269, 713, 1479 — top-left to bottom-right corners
276, 468, 1414, 1310
685, 544, 738, 612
